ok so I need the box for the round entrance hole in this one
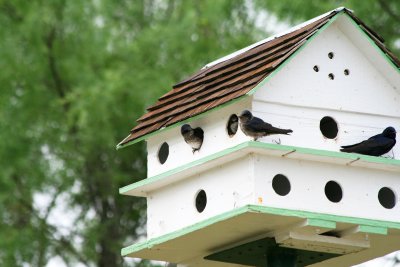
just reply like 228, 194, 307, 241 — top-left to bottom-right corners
328, 52, 334, 59
328, 73, 335, 80
227, 114, 239, 137
320, 116, 338, 139
272, 174, 291, 196
157, 142, 169, 164
378, 187, 396, 209
325, 180, 342, 203
195, 189, 207, 213
313, 65, 319, 72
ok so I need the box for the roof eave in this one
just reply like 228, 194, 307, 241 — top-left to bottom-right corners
116, 95, 250, 149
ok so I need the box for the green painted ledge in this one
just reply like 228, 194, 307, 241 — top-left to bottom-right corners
120, 141, 400, 196
121, 204, 400, 257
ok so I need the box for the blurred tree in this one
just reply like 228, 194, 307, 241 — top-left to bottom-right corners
255, 0, 400, 56
0, 0, 260, 266
0, 1, 398, 267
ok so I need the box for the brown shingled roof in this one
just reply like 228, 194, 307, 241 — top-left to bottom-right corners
117, 8, 400, 148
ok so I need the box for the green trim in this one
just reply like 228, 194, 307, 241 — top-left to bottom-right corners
120, 141, 400, 196
119, 141, 252, 195
246, 11, 343, 96
247, 205, 400, 229
359, 225, 387, 235
307, 218, 336, 229
116, 95, 249, 150
344, 13, 400, 73
121, 204, 400, 256
121, 205, 250, 256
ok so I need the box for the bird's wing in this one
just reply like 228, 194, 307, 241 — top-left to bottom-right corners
341, 138, 395, 155
367, 133, 382, 140
249, 117, 273, 132
340, 141, 363, 149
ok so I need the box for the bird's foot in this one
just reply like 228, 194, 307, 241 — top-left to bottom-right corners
273, 138, 281, 145
382, 154, 395, 159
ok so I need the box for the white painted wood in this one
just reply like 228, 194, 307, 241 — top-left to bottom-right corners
252, 15, 400, 159
146, 156, 255, 238
145, 14, 399, 179
254, 154, 400, 223
254, 17, 400, 117
336, 15, 400, 89
251, 101, 400, 158
125, 209, 400, 267
146, 97, 252, 177
276, 231, 370, 254
146, 152, 399, 239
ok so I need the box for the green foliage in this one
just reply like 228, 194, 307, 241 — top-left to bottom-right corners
0, 1, 397, 266
0, 1, 260, 266
255, 0, 400, 56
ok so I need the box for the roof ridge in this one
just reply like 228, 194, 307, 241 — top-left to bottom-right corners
201, 7, 349, 70
117, 7, 399, 149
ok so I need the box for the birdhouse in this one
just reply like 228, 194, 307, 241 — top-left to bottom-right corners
118, 7, 400, 266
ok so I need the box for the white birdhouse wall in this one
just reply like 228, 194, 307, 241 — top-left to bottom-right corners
253, 15, 400, 158
146, 152, 399, 240
253, 154, 400, 223
146, 98, 252, 177
146, 156, 255, 239
140, 12, 400, 242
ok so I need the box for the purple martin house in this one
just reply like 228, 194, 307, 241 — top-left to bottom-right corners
118, 7, 400, 267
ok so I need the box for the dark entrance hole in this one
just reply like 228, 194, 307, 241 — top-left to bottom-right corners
378, 187, 396, 209
272, 174, 291, 196
227, 114, 239, 137
320, 116, 338, 139
158, 142, 169, 164
195, 189, 207, 213
325, 180, 342, 203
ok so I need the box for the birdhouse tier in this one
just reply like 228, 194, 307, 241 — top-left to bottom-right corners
122, 206, 400, 266
116, 7, 399, 150
121, 141, 400, 266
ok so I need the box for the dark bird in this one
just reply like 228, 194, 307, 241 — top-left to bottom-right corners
181, 124, 204, 153
238, 110, 293, 141
227, 114, 238, 137
340, 127, 396, 156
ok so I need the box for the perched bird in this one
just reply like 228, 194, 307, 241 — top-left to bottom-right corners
340, 127, 396, 156
238, 110, 293, 141
227, 114, 238, 137
181, 124, 204, 153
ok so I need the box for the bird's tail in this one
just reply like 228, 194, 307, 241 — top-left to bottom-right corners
340, 145, 355, 153
273, 128, 293, 135
340, 143, 360, 152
